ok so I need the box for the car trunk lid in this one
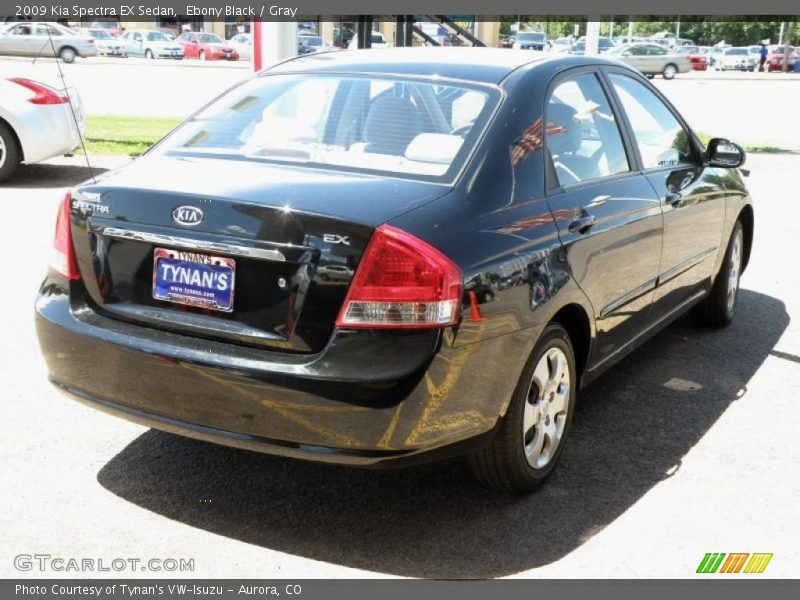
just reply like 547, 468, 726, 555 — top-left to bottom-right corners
69, 155, 449, 353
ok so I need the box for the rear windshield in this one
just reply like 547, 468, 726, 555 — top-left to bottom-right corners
152, 74, 499, 183
518, 32, 545, 41
726, 48, 747, 55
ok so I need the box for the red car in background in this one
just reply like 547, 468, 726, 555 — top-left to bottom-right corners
677, 45, 708, 70
177, 32, 239, 61
767, 45, 797, 72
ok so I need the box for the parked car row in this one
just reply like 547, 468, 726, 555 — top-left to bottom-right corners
705, 43, 798, 72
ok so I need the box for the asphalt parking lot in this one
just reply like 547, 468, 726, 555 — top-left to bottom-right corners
0, 58, 799, 578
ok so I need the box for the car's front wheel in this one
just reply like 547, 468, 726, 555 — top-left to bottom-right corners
469, 323, 576, 493
145, 49, 154, 59
0, 121, 21, 183
693, 221, 744, 327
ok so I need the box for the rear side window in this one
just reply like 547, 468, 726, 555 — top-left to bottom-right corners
153, 74, 498, 182
545, 73, 629, 187
609, 74, 695, 169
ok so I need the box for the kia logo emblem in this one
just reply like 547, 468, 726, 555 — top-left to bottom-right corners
172, 205, 204, 227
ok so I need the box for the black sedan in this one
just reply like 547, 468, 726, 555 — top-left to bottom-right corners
36, 48, 753, 493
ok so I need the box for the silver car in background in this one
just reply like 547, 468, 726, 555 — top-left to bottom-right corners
0, 21, 96, 63
123, 29, 184, 59
0, 74, 86, 182
607, 43, 692, 79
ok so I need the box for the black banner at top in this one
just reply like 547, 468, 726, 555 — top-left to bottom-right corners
0, 0, 799, 19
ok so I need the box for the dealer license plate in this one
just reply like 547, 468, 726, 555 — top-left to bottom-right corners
153, 248, 235, 312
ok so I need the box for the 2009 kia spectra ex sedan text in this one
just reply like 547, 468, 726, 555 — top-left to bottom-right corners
36, 48, 753, 493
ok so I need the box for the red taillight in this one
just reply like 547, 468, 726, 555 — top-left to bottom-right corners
335, 225, 462, 329
7, 77, 69, 105
51, 192, 79, 280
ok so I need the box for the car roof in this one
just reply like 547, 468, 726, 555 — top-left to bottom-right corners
268, 47, 554, 84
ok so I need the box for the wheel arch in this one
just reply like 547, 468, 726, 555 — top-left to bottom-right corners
59, 45, 78, 57
549, 302, 592, 384
0, 115, 24, 162
738, 204, 754, 272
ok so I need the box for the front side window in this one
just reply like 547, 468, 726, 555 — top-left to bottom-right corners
609, 73, 696, 169
545, 73, 629, 187
152, 74, 498, 182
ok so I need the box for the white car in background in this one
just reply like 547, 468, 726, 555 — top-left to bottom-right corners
715, 46, 753, 71
347, 31, 388, 49
228, 33, 252, 60
82, 28, 127, 57
0, 75, 86, 182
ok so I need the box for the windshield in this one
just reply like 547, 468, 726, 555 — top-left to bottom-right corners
679, 46, 699, 53
518, 32, 545, 41
152, 74, 498, 183
197, 33, 222, 44
726, 48, 747, 55
303, 37, 323, 46
147, 32, 170, 42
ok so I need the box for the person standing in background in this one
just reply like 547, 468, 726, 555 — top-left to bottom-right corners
758, 42, 769, 72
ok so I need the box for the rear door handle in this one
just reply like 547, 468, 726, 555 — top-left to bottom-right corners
665, 192, 683, 207
567, 214, 596, 234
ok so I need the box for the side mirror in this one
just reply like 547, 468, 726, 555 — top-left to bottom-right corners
706, 137, 745, 168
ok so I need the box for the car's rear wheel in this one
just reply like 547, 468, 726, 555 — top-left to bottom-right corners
468, 323, 576, 494
662, 63, 678, 79
59, 47, 77, 63
692, 221, 744, 327
0, 121, 21, 183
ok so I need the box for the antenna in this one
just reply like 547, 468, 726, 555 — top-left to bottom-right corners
44, 24, 96, 184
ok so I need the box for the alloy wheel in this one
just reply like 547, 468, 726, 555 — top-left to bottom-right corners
727, 228, 743, 314
0, 135, 6, 170
522, 346, 570, 469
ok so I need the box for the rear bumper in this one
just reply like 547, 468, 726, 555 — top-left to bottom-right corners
36, 276, 532, 466
17, 100, 85, 165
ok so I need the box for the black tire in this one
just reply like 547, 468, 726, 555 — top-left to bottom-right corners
145, 49, 154, 59
692, 221, 744, 327
0, 121, 21, 183
662, 63, 678, 79
468, 323, 577, 494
